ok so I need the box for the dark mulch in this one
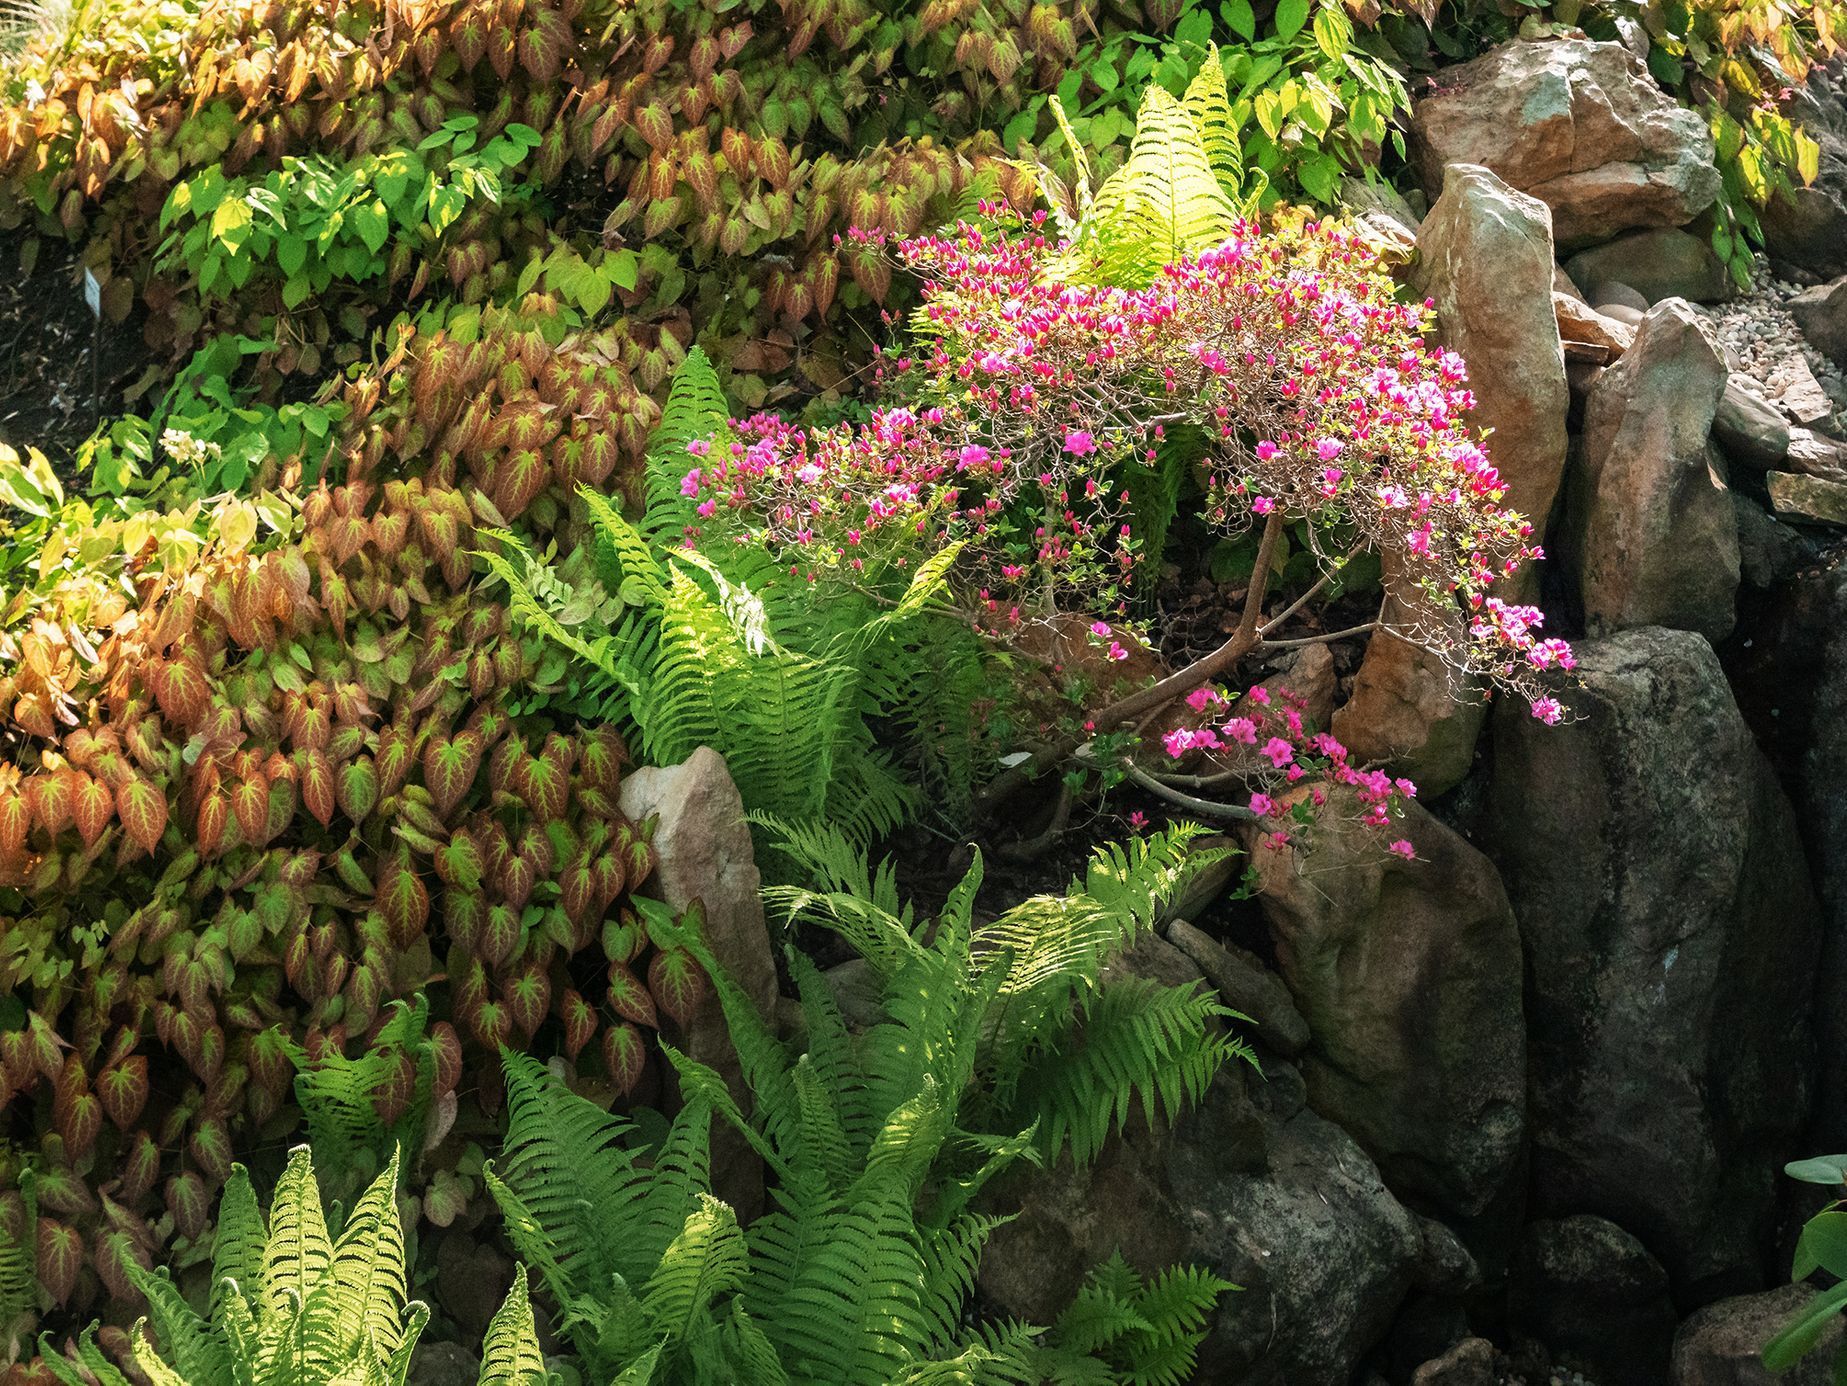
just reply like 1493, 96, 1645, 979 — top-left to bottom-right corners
0, 231, 157, 474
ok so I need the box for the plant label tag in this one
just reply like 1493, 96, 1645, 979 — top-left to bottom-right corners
83, 267, 102, 318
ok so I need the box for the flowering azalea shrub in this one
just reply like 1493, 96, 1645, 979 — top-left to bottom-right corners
681, 210, 1571, 715
674, 208, 1573, 836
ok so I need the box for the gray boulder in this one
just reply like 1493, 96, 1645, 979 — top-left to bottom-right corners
979, 1062, 1435, 1386
1509, 1215, 1677, 1386
1487, 628, 1821, 1297
1713, 378, 1793, 471
1410, 39, 1721, 248
1335, 165, 1569, 795
619, 746, 772, 1217
1789, 276, 1847, 370
1244, 795, 1526, 1220
1671, 1284, 1842, 1385
1562, 299, 1739, 641
1565, 228, 1734, 305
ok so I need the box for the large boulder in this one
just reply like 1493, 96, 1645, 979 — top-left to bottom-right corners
1509, 1215, 1677, 1386
1789, 276, 1847, 370
1564, 228, 1733, 306
1414, 164, 1571, 526
1245, 797, 1525, 1220
1486, 629, 1821, 1297
1409, 39, 1721, 248
1561, 299, 1739, 641
980, 1057, 1441, 1385
1736, 567, 1847, 1149
1671, 1285, 1842, 1385
1334, 166, 1566, 794
1762, 60, 1847, 278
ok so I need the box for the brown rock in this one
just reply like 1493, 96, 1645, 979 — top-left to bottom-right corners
1565, 228, 1734, 305
1789, 275, 1847, 368
1245, 794, 1526, 1218
1332, 616, 1488, 797
1671, 1285, 1842, 1385
1556, 292, 1637, 360
619, 746, 772, 1217
1414, 164, 1571, 525
1712, 378, 1792, 470
1412, 1338, 1498, 1386
1410, 39, 1721, 247
1563, 298, 1739, 641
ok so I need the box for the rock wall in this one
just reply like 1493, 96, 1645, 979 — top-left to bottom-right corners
984, 33, 1847, 1385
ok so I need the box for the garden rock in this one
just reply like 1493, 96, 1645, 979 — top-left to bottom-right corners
1762, 61, 1847, 278
1712, 378, 1792, 470
1732, 566, 1847, 1148
980, 1064, 1431, 1386
407, 1342, 482, 1386
1409, 39, 1721, 247
1562, 298, 1738, 641
1565, 228, 1733, 305
1413, 1337, 1499, 1386
1487, 628, 1821, 1296
1164, 918, 1310, 1057
619, 746, 773, 1216
1732, 494, 1812, 589
1414, 164, 1570, 525
1509, 1215, 1677, 1386
1789, 276, 1847, 369
1670, 1285, 1841, 1385
1331, 611, 1487, 797
1790, 428, 1847, 479
1244, 795, 1525, 1219
1767, 470, 1847, 526
1555, 292, 1636, 362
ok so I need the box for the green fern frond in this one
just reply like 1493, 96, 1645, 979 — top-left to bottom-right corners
211, 1165, 266, 1323
640, 1195, 749, 1344
1, 1168, 36, 1360
478, 1267, 548, 1385
1182, 47, 1245, 195
1022, 979, 1244, 1165
643, 347, 734, 537
1052, 84, 1237, 285
261, 1147, 333, 1336
129, 1267, 235, 1386
40, 1327, 135, 1386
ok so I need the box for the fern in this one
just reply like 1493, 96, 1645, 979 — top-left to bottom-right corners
40, 1147, 545, 1386
0, 1168, 35, 1364
484, 353, 996, 852
1049, 84, 1238, 286
489, 832, 1239, 1385
287, 997, 439, 1189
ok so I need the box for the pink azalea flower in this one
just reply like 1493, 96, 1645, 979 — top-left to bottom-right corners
1387, 839, 1416, 861
1064, 429, 1097, 456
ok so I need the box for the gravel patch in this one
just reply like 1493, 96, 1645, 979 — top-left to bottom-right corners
1695, 253, 1847, 435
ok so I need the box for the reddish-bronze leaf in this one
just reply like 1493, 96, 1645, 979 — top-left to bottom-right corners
649, 947, 708, 1028
98, 1056, 148, 1129
378, 848, 430, 947
607, 960, 658, 1028
115, 776, 167, 855
36, 1218, 82, 1305
602, 1021, 646, 1096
